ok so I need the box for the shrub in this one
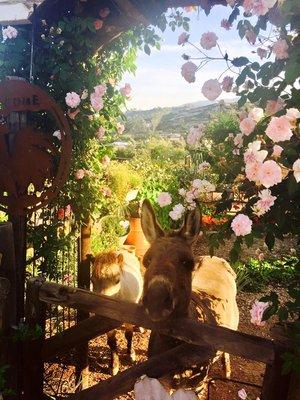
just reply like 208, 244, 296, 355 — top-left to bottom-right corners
233, 256, 299, 293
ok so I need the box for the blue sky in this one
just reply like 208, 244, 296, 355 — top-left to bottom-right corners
122, 5, 262, 110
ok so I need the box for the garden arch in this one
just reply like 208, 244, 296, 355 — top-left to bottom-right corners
0, 1, 299, 400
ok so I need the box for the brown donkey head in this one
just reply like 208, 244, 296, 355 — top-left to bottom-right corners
91, 252, 124, 297
141, 200, 201, 322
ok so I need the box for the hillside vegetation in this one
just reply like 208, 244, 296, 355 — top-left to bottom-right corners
125, 100, 235, 137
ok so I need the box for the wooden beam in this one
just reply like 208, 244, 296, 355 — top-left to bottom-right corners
23, 278, 46, 400
37, 280, 277, 364
0, 222, 19, 399
75, 221, 92, 390
69, 343, 214, 400
261, 348, 291, 400
42, 315, 120, 360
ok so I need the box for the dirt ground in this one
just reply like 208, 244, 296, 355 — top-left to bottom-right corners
44, 284, 289, 400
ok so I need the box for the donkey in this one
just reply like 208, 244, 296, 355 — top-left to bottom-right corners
91, 249, 143, 375
140, 200, 239, 391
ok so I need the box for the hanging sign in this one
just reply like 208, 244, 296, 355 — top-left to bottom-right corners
0, 79, 72, 215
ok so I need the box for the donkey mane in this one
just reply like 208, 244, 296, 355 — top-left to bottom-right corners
92, 251, 124, 279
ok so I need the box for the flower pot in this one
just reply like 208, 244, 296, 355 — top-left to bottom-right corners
118, 233, 129, 246
124, 217, 149, 258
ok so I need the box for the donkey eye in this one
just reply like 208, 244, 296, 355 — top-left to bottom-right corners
143, 257, 151, 267
182, 259, 194, 270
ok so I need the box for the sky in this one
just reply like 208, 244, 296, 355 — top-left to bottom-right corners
121, 5, 263, 111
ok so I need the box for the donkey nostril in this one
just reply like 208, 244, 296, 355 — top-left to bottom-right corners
163, 292, 172, 310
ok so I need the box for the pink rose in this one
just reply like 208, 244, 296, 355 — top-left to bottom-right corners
201, 79, 222, 101
245, 159, 263, 182
120, 83, 132, 97
243, 0, 254, 13
258, 160, 282, 188
265, 98, 285, 116
195, 179, 215, 192
178, 32, 190, 45
244, 141, 267, 164
272, 145, 283, 158
102, 155, 110, 167
239, 117, 256, 136
181, 62, 197, 83
65, 92, 81, 108
94, 84, 107, 97
257, 47, 268, 60
249, 107, 264, 122
65, 204, 72, 217
184, 6, 197, 12
273, 39, 289, 60
101, 187, 112, 197
252, 0, 269, 16
90, 92, 104, 111
96, 126, 106, 140
116, 122, 125, 134
253, 0, 277, 15
265, 116, 293, 142
198, 161, 210, 172
185, 190, 196, 203
99, 7, 110, 18
233, 148, 240, 155
221, 19, 232, 30
238, 388, 248, 399
178, 188, 186, 197
245, 29, 256, 45
246, 161, 263, 183
234, 133, 244, 148
2, 25, 18, 40
75, 169, 85, 180
200, 32, 218, 50
157, 192, 172, 207
169, 204, 185, 221
63, 274, 74, 284
253, 189, 276, 216
250, 300, 269, 326
293, 159, 300, 183
286, 108, 300, 123
231, 214, 252, 236
221, 76, 233, 92
94, 19, 103, 30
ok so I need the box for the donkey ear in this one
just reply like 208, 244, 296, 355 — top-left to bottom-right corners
117, 253, 124, 265
141, 199, 164, 243
180, 207, 202, 239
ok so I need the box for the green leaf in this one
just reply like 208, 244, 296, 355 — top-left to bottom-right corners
144, 44, 151, 55
251, 62, 260, 71
183, 21, 189, 31
232, 57, 249, 67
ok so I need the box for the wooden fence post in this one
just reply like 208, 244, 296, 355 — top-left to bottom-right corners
23, 278, 46, 400
0, 222, 20, 399
261, 348, 291, 400
8, 215, 27, 321
75, 219, 92, 390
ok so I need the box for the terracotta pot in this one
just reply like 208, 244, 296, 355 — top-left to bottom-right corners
124, 217, 149, 258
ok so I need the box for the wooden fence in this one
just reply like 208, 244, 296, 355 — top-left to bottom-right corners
20, 278, 295, 400
0, 221, 297, 400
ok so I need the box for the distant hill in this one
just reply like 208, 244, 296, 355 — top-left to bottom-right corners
125, 99, 236, 136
